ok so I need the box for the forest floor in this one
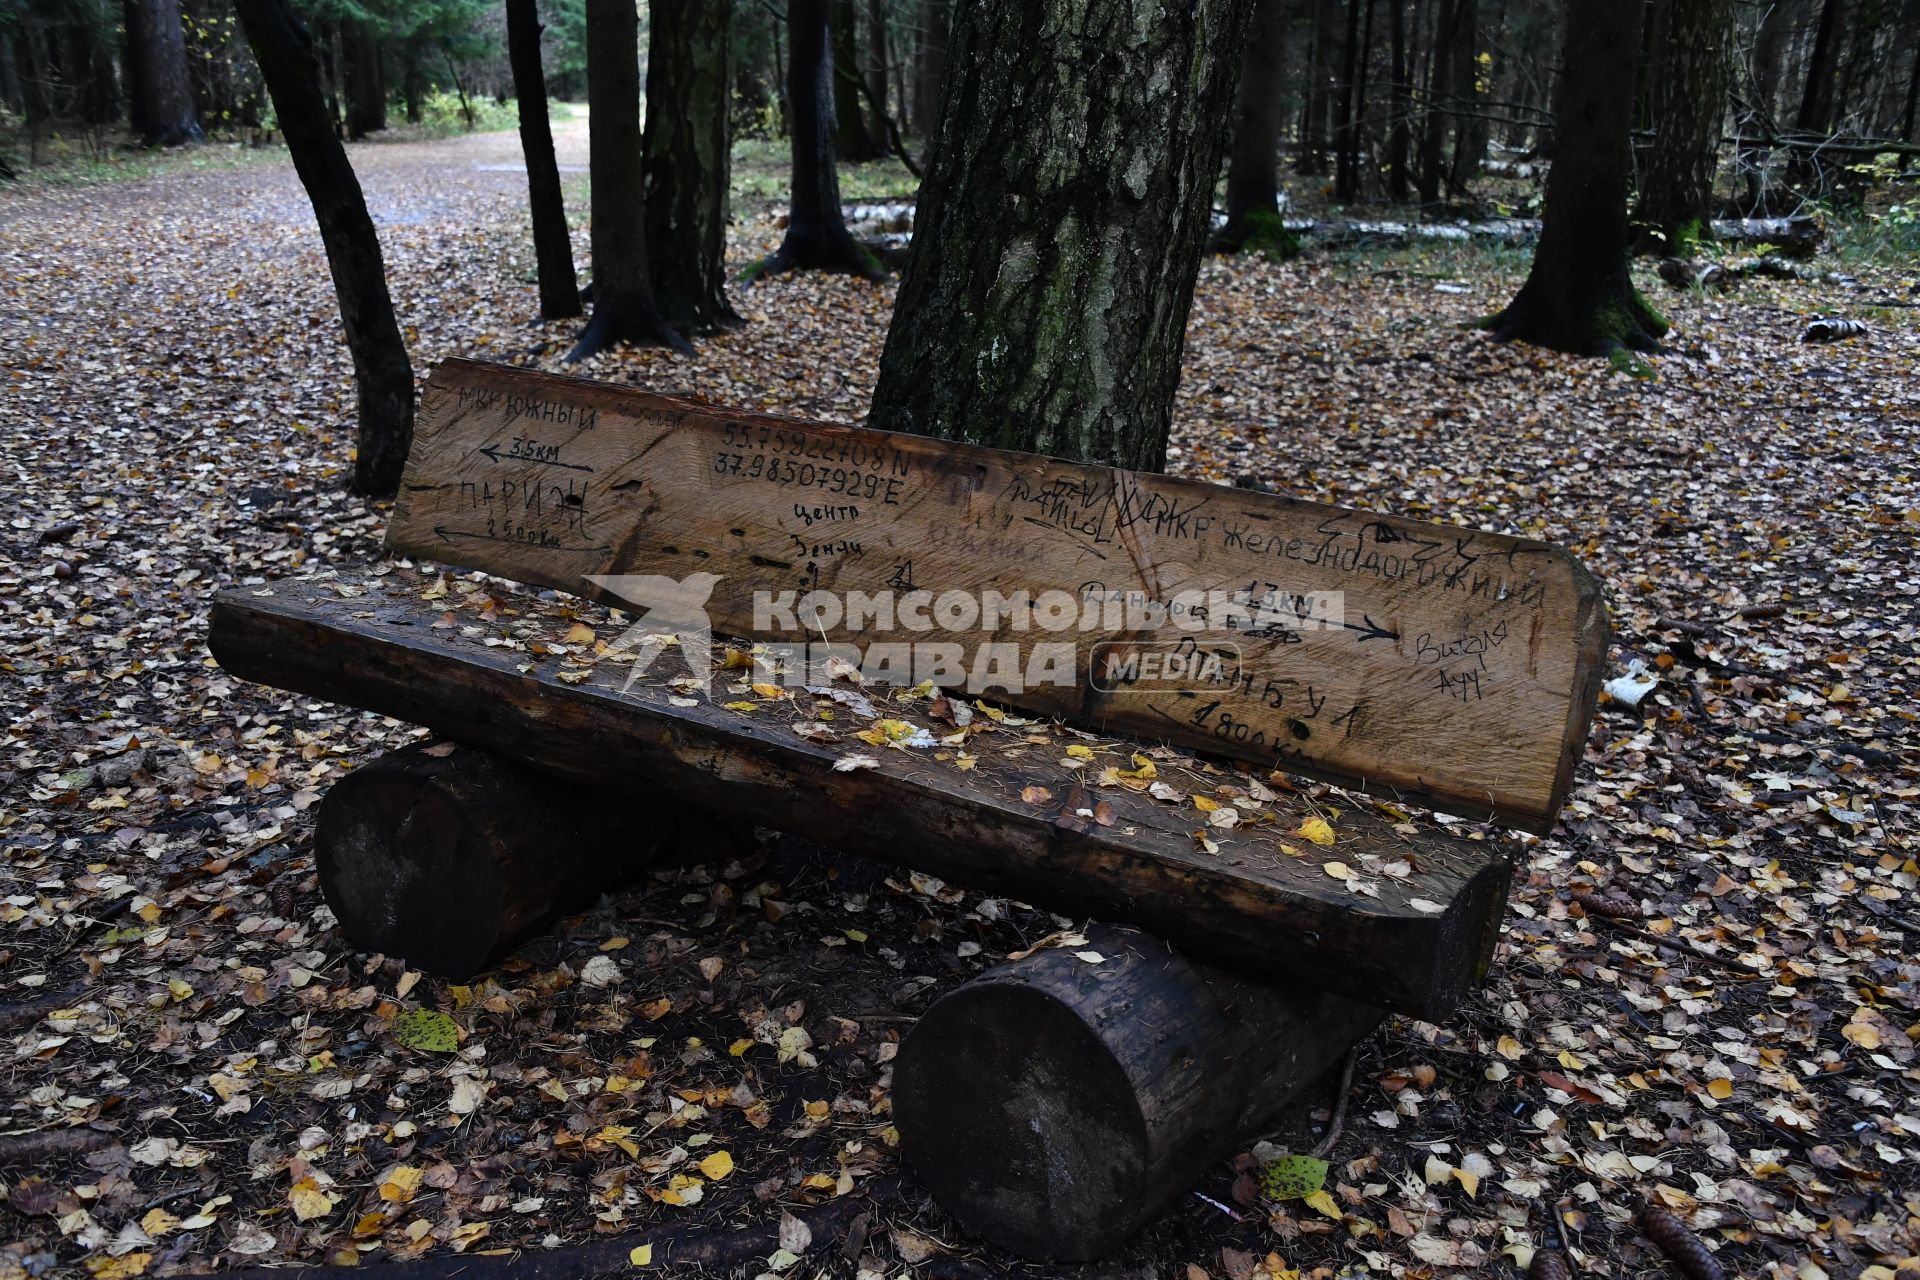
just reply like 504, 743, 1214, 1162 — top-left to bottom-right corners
3, 119, 1919, 1280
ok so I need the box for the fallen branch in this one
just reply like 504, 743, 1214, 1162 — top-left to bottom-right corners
0, 1125, 117, 1166
1309, 1048, 1359, 1159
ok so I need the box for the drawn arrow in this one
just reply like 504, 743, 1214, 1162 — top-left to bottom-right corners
476, 444, 595, 473
1338, 614, 1400, 643
434, 526, 610, 554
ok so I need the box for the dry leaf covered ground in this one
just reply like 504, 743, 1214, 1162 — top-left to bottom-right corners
3, 120, 1919, 1280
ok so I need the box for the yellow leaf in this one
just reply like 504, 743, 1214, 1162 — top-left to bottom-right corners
629, 1244, 654, 1266
751, 682, 784, 699
724, 701, 758, 712
1322, 861, 1351, 880
139, 1208, 179, 1237
728, 1038, 754, 1057
1297, 817, 1336, 846
167, 977, 193, 1002
86, 1254, 151, 1279
1496, 1035, 1524, 1060
1301, 1188, 1343, 1220
1707, 1077, 1734, 1100
1192, 795, 1221, 812
698, 1150, 734, 1180
564, 622, 596, 644
1065, 744, 1094, 759
289, 1176, 335, 1222
379, 1166, 424, 1203
1843, 1019, 1882, 1050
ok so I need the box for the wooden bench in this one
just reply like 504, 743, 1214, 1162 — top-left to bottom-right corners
209, 358, 1607, 1260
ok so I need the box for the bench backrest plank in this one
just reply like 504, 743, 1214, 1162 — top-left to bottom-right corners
390, 359, 1607, 832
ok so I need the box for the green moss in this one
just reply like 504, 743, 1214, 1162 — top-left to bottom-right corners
1462, 311, 1502, 331
736, 258, 769, 284
1240, 210, 1302, 263
1634, 287, 1670, 337
1608, 348, 1656, 379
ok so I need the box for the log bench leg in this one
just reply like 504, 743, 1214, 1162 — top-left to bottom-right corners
891, 923, 1384, 1261
314, 741, 734, 978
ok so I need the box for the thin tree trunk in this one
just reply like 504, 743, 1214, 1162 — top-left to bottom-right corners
1795, 0, 1844, 133
1388, 0, 1411, 199
1634, 0, 1732, 249
914, 0, 950, 143
1334, 0, 1370, 200
1416, 0, 1456, 200
831, 0, 877, 158
1445, 0, 1481, 189
403, 33, 423, 124
645, 0, 741, 332
341, 19, 384, 138
759, 0, 884, 277
1903, 31, 1919, 142
569, 0, 690, 360
125, 0, 204, 145
1487, 0, 1665, 356
232, 0, 414, 496
1220, 0, 1289, 248
1298, 0, 1338, 173
865, 0, 888, 142
870, 0, 1256, 471
505, 0, 581, 319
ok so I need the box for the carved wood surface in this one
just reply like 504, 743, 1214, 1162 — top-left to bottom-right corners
389, 359, 1607, 832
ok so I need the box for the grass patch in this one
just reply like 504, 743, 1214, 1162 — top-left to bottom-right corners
730, 137, 917, 209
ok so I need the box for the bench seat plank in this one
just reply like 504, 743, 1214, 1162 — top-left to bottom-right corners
210, 567, 1514, 1018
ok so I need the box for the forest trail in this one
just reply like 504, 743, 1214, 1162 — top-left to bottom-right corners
3, 126, 1919, 1278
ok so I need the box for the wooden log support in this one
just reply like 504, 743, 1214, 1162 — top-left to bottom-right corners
892, 923, 1384, 1260
315, 740, 707, 977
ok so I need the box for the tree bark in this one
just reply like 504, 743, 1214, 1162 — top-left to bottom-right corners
341, 19, 385, 139
234, 0, 415, 496
506, 0, 581, 320
315, 741, 724, 976
1444, 0, 1483, 188
1795, 0, 1844, 134
869, 0, 1254, 472
644, 0, 742, 333
125, 0, 204, 145
1487, 0, 1666, 356
893, 924, 1384, 1259
1634, 0, 1732, 250
568, 0, 691, 361
758, 0, 884, 277
831, 0, 877, 158
865, 0, 889, 142
1218, 0, 1289, 249
1298, 0, 1338, 172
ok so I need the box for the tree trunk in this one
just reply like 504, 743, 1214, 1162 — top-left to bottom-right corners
1388, 0, 1411, 199
759, 0, 884, 277
315, 742, 726, 977
505, 0, 581, 320
341, 19, 385, 139
1487, 0, 1665, 356
403, 32, 424, 123
831, 0, 877, 158
913, 0, 950, 143
567, 0, 691, 361
1334, 0, 1372, 200
125, 0, 204, 145
893, 924, 1384, 1260
1634, 0, 1732, 250
1297, 0, 1338, 173
1416, 0, 1456, 200
233, 0, 415, 496
1903, 31, 1919, 142
865, 0, 889, 142
644, 0, 741, 333
1218, 0, 1289, 249
868, 0, 1254, 472
1445, 0, 1483, 188
1795, 0, 1844, 134
72, 21, 119, 124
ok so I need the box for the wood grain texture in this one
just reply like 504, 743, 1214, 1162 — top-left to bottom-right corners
389, 359, 1606, 833
208, 567, 1514, 1017
894, 923, 1383, 1260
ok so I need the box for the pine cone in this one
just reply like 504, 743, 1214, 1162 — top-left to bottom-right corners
1636, 1203, 1726, 1280
1528, 1245, 1569, 1280
1571, 889, 1642, 921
